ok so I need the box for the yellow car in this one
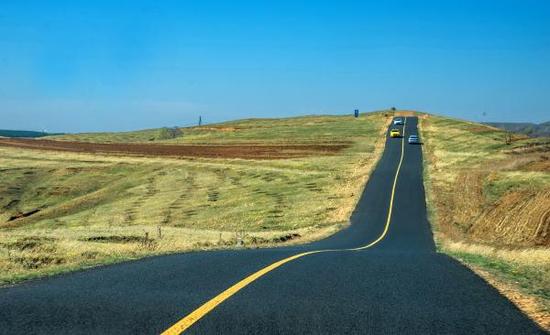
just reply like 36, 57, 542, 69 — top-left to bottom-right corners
390, 129, 401, 138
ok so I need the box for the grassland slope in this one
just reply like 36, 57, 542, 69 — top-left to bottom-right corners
0, 112, 389, 285
420, 114, 550, 328
48, 114, 382, 144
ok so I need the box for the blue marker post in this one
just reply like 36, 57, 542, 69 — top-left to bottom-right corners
354, 109, 359, 118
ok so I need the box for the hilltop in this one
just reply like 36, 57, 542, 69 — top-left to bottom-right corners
46, 114, 382, 144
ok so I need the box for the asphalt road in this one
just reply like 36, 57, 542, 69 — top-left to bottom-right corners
0, 117, 544, 334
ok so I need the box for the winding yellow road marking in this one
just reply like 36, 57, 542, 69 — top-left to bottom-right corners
161, 118, 408, 335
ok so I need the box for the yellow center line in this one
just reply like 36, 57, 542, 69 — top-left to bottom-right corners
161, 118, 408, 335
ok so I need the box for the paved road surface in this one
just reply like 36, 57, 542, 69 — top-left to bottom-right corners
0, 117, 544, 334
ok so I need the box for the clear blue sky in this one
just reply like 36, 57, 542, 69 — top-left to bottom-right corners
1, 0, 549, 132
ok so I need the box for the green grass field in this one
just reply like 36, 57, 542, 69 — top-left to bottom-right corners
0, 112, 389, 284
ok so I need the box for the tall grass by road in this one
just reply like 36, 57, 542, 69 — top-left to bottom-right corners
0, 113, 389, 285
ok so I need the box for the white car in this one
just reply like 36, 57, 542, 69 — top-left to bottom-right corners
408, 135, 420, 144
393, 118, 404, 126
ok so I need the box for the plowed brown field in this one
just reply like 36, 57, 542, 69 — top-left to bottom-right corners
0, 138, 350, 159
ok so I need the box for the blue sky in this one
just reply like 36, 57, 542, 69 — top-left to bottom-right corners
1, 0, 549, 132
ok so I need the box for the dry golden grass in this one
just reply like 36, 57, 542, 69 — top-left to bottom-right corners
0, 113, 390, 284
442, 240, 550, 268
0, 223, 343, 284
421, 115, 549, 246
420, 114, 550, 325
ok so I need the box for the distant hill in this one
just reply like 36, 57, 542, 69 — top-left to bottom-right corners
483, 122, 550, 137
0, 129, 62, 138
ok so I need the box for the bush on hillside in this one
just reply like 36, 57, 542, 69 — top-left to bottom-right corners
157, 127, 182, 140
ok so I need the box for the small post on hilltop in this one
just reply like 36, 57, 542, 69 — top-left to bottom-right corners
354, 109, 359, 118
198, 116, 202, 127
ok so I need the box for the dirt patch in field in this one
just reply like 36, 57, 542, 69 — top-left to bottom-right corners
428, 169, 550, 247
508, 141, 550, 155
470, 189, 550, 247
523, 157, 550, 172
7, 209, 41, 222
81, 235, 150, 243
0, 138, 350, 159
2, 236, 56, 252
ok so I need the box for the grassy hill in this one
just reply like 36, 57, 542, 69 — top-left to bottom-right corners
420, 115, 550, 326
47, 127, 171, 143
0, 112, 389, 284
47, 115, 383, 144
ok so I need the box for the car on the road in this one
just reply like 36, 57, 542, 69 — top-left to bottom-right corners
393, 118, 404, 125
408, 135, 420, 144
390, 129, 401, 138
